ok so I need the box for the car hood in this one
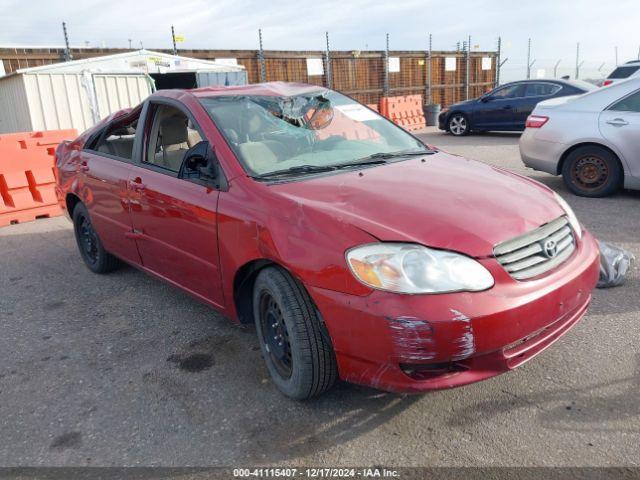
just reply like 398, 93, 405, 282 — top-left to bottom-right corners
270, 153, 564, 257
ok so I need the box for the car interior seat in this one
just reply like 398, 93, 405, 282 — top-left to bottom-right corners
155, 115, 190, 171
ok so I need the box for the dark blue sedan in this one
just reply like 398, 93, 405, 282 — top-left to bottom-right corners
438, 79, 595, 136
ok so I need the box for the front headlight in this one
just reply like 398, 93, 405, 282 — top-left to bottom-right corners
553, 192, 582, 238
346, 243, 494, 294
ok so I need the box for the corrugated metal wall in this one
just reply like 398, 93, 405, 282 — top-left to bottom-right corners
0, 75, 32, 133
93, 74, 152, 119
22, 73, 95, 132
0, 73, 152, 134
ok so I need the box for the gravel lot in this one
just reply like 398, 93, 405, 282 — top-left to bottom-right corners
1, 127, 639, 467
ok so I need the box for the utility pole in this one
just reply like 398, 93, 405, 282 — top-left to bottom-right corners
324, 31, 332, 89
495, 36, 501, 87
171, 25, 177, 55
526, 38, 532, 79
575, 42, 581, 79
62, 22, 72, 62
554, 59, 561, 78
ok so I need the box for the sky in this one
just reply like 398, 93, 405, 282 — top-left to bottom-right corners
1, 0, 639, 81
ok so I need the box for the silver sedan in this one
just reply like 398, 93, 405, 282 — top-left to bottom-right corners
519, 78, 640, 197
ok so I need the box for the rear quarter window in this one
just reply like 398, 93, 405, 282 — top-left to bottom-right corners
608, 66, 640, 79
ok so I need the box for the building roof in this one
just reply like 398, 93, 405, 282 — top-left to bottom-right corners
10, 49, 244, 75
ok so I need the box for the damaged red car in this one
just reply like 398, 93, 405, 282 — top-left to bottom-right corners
55, 82, 600, 399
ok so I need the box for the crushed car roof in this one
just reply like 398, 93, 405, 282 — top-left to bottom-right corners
188, 81, 326, 98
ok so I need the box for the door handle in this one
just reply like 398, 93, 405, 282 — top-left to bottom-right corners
129, 177, 146, 191
502, 105, 513, 110
124, 230, 144, 240
606, 118, 629, 127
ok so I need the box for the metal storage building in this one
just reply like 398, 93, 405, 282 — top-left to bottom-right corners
0, 50, 247, 134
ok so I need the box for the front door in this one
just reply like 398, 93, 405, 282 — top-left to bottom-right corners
127, 101, 224, 307
599, 88, 640, 179
473, 84, 525, 130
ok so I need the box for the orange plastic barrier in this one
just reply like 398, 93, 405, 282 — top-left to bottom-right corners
378, 95, 426, 132
0, 129, 77, 227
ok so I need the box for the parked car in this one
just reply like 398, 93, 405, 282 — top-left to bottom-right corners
55, 82, 599, 399
602, 60, 640, 87
439, 79, 595, 136
520, 77, 640, 197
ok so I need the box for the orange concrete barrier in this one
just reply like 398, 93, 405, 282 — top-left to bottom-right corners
378, 95, 426, 132
0, 129, 77, 227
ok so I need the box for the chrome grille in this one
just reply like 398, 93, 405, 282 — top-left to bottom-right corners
494, 216, 576, 280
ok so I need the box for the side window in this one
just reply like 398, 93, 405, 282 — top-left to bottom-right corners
608, 90, 640, 113
144, 104, 203, 172
491, 84, 525, 99
524, 83, 562, 97
91, 110, 141, 160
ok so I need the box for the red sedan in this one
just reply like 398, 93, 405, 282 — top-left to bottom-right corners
55, 82, 600, 399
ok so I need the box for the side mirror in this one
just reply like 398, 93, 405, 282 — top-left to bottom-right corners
180, 140, 217, 182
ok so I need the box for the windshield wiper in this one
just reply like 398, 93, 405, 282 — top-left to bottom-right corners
358, 149, 436, 161
251, 164, 338, 179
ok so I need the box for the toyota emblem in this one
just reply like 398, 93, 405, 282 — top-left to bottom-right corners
543, 239, 558, 258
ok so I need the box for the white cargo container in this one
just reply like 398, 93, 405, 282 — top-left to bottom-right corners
0, 50, 247, 134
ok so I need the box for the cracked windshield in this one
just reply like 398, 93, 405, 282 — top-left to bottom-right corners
200, 90, 427, 177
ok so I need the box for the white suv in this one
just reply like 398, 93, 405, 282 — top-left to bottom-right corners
603, 61, 640, 86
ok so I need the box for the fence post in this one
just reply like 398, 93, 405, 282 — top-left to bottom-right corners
426, 33, 432, 105
575, 42, 580, 79
62, 22, 73, 61
324, 31, 332, 89
171, 25, 177, 56
258, 29, 266, 83
383, 33, 390, 96
496, 36, 501, 87
465, 35, 471, 100
526, 38, 532, 79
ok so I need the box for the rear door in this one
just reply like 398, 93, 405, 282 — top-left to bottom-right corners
127, 99, 224, 307
516, 82, 563, 129
473, 84, 525, 130
80, 109, 142, 265
599, 88, 640, 179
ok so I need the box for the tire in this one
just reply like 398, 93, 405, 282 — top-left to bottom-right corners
252, 266, 337, 399
561, 146, 623, 197
72, 203, 120, 273
447, 113, 470, 136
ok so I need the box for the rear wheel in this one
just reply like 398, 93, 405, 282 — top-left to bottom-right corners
448, 113, 470, 136
253, 266, 337, 399
72, 203, 120, 273
561, 146, 623, 197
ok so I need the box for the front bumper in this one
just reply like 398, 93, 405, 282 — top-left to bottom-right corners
309, 230, 600, 393
437, 111, 448, 131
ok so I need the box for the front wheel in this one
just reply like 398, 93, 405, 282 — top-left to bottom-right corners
72, 203, 120, 273
561, 146, 623, 197
448, 113, 470, 136
253, 267, 337, 399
